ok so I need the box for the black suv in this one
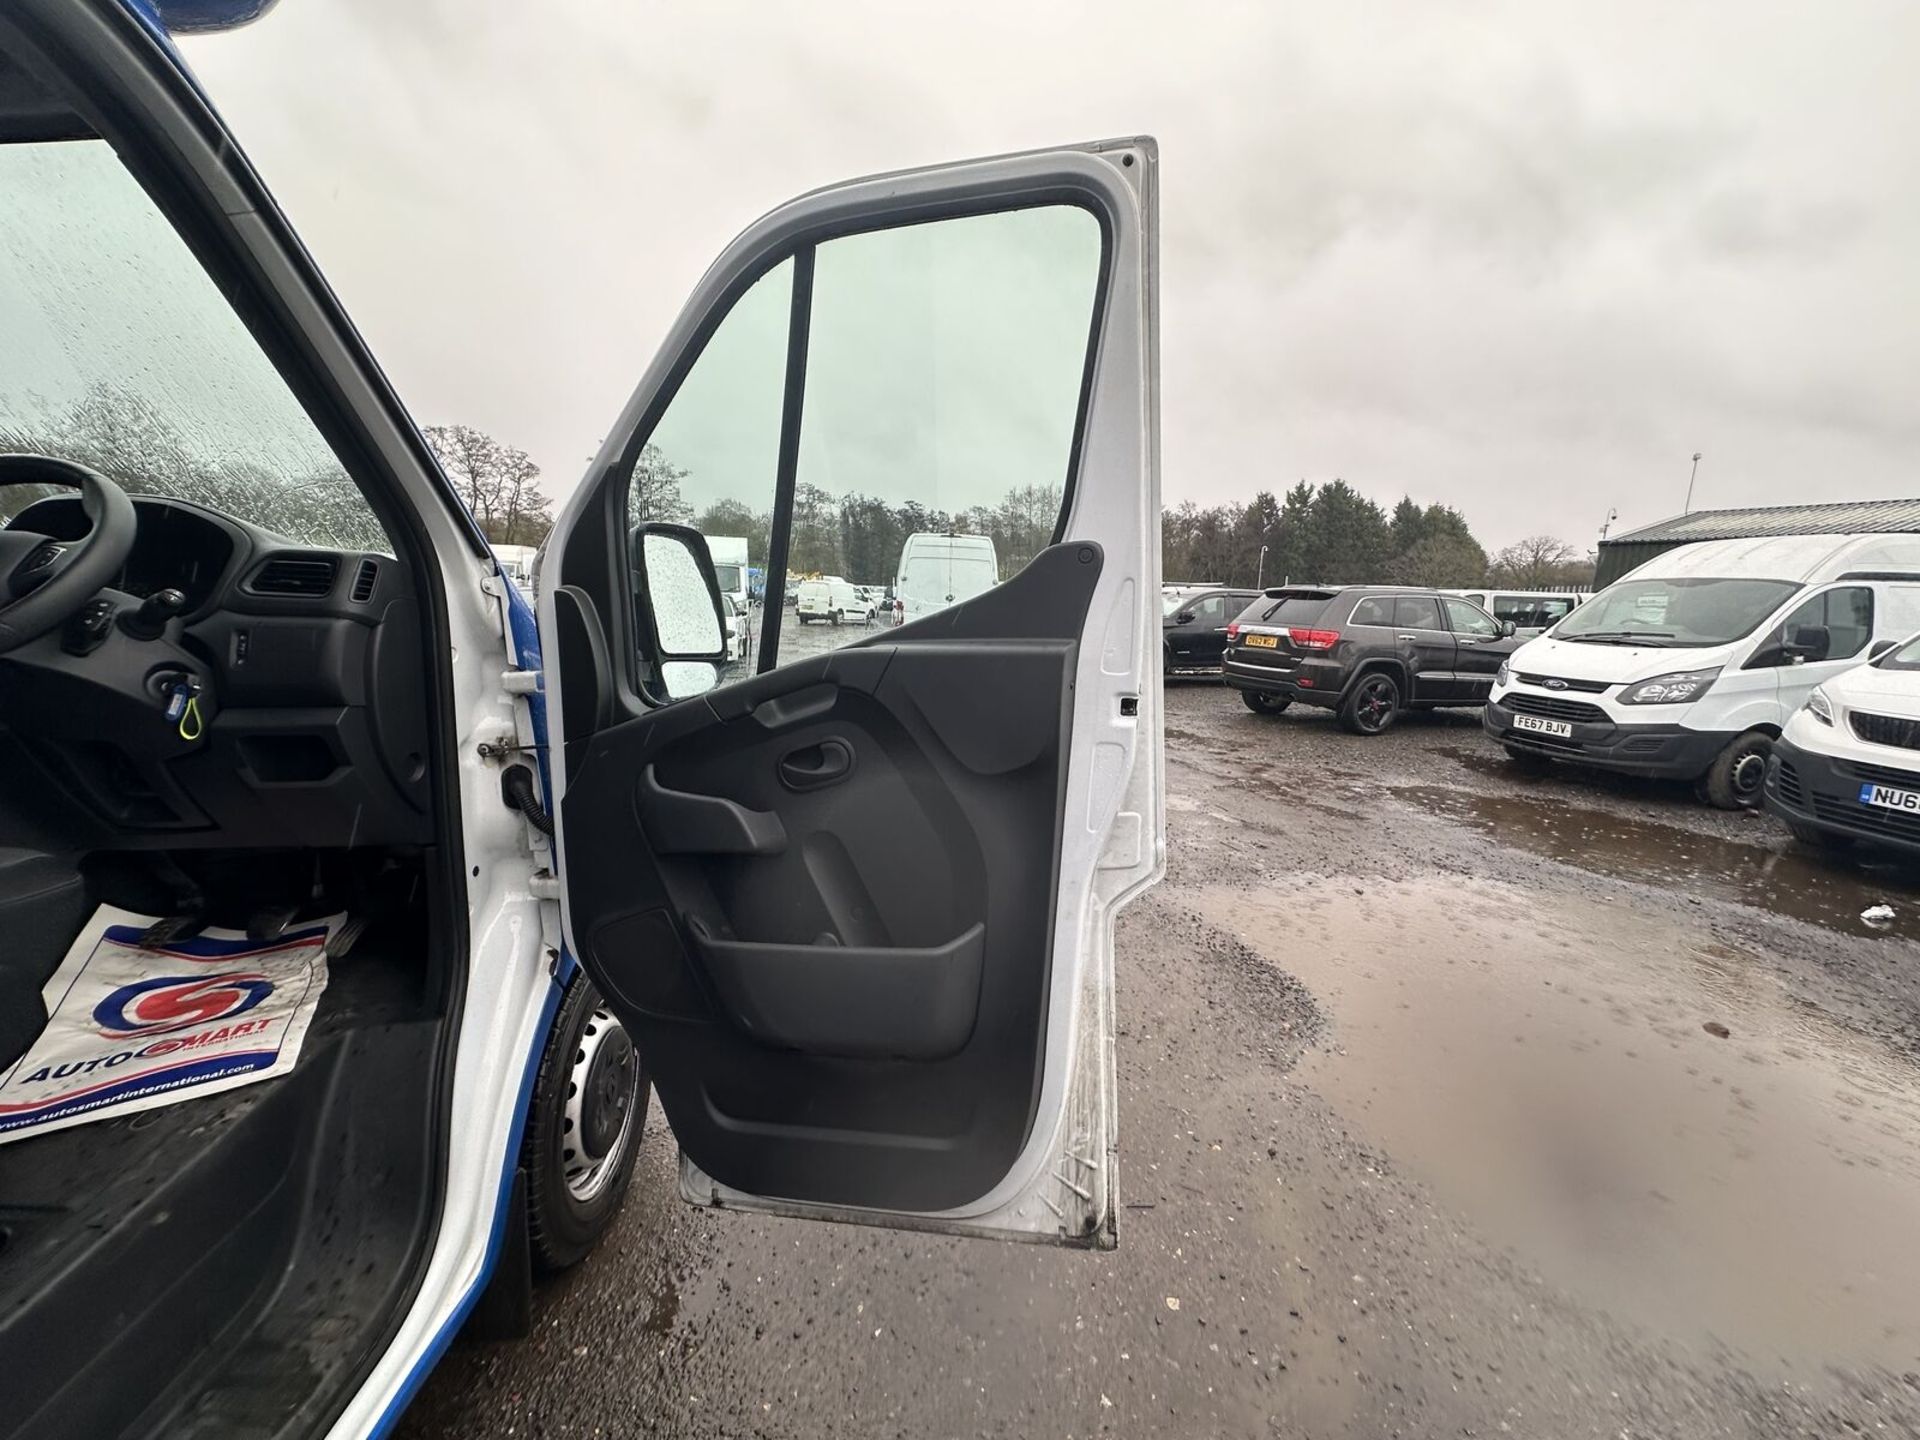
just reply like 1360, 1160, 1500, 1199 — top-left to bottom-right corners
1223, 586, 1521, 734
1163, 586, 1260, 673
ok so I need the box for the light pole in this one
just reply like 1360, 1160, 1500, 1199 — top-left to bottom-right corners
1600, 507, 1618, 542
1684, 452, 1702, 513
1255, 544, 1269, 590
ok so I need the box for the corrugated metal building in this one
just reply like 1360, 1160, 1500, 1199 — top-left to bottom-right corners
1595, 499, 1920, 586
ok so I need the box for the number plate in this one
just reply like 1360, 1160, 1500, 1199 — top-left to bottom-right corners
1513, 714, 1573, 738
1859, 782, 1920, 813
1244, 633, 1279, 649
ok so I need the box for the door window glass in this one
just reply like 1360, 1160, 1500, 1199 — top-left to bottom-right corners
1188, 594, 1229, 626
625, 260, 791, 688
1752, 586, 1873, 666
619, 207, 1103, 698
793, 206, 1100, 652
1394, 595, 1444, 630
1350, 596, 1395, 626
1444, 598, 1500, 637
1491, 594, 1575, 629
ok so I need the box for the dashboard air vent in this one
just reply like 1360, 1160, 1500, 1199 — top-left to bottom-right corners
350, 558, 379, 603
248, 556, 338, 597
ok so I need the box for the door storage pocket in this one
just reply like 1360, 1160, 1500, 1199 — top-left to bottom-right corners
688, 921, 986, 1061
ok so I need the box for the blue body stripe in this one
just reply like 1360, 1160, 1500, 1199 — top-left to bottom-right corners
364, 973, 564, 1439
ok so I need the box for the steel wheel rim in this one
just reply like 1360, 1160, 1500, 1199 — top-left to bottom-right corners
562, 1006, 639, 1203
1732, 749, 1768, 799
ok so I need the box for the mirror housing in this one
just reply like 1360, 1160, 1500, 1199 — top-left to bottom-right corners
1871, 638, 1899, 660
1782, 623, 1831, 664
1173, 611, 1194, 625
631, 522, 729, 698
1500, 619, 1517, 638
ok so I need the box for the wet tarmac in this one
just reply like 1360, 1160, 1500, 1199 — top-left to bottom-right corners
402, 681, 1920, 1438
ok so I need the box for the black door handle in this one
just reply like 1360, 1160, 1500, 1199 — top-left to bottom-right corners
778, 738, 855, 792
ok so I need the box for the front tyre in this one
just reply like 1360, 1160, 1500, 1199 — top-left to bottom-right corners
1339, 671, 1401, 735
523, 974, 648, 1273
1704, 731, 1772, 810
1241, 690, 1291, 715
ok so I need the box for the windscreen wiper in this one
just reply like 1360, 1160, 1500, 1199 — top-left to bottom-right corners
1563, 629, 1676, 645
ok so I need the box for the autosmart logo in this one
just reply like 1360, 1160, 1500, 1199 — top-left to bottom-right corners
92, 972, 275, 1040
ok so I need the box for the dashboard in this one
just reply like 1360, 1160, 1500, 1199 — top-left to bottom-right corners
0, 492, 433, 852
14, 493, 237, 612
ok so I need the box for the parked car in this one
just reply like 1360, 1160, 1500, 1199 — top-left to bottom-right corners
896, 532, 999, 622
1765, 633, 1920, 851
1446, 588, 1585, 637
1486, 533, 1920, 807
0, 5, 1163, 1435
794, 575, 864, 624
722, 592, 752, 662
1163, 586, 1258, 673
1223, 586, 1520, 733
705, 534, 751, 615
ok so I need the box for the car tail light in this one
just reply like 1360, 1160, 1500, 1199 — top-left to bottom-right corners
1289, 627, 1340, 651
1226, 622, 1241, 640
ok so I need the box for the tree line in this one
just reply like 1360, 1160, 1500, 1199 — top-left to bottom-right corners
630, 444, 1064, 583
1166, 480, 1593, 591
0, 385, 389, 552
0, 399, 1593, 594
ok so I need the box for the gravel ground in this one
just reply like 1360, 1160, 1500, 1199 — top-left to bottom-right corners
401, 678, 1920, 1439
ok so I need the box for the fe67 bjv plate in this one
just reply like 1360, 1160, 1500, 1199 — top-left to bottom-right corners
1512, 714, 1573, 739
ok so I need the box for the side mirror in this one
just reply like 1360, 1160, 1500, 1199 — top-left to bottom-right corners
1871, 638, 1899, 660
632, 522, 728, 699
1782, 623, 1831, 664
1500, 620, 1517, 638
1174, 611, 1194, 625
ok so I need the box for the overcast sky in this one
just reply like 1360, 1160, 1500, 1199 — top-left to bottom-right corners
180, 0, 1920, 552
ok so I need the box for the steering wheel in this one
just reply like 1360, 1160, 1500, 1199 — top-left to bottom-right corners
0, 455, 139, 655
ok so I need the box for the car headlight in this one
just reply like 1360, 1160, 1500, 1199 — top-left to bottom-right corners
1617, 667, 1721, 705
1806, 685, 1835, 726
1496, 660, 1510, 686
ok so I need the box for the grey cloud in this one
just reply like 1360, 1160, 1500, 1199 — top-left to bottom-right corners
182, 0, 1920, 551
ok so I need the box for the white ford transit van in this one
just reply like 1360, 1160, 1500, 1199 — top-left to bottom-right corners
1485, 534, 1920, 807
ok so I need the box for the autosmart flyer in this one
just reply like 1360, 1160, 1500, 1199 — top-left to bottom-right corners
0, 906, 334, 1143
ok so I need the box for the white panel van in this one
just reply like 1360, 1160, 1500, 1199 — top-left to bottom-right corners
1486, 534, 1920, 807
896, 533, 999, 623
794, 576, 864, 625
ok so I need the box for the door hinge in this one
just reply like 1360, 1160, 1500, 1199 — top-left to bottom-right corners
529, 870, 561, 901
502, 668, 542, 695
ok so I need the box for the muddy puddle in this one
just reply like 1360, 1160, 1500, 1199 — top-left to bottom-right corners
1394, 782, 1920, 939
1199, 877, 1920, 1370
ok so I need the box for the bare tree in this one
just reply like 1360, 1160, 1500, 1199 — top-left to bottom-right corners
424, 423, 554, 545
628, 443, 693, 526
424, 424, 505, 532
1489, 534, 1580, 588
493, 445, 552, 546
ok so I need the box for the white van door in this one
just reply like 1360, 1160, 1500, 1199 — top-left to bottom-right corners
1745, 583, 1878, 714
539, 141, 1161, 1246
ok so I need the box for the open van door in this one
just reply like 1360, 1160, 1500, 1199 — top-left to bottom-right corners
538, 142, 1161, 1246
